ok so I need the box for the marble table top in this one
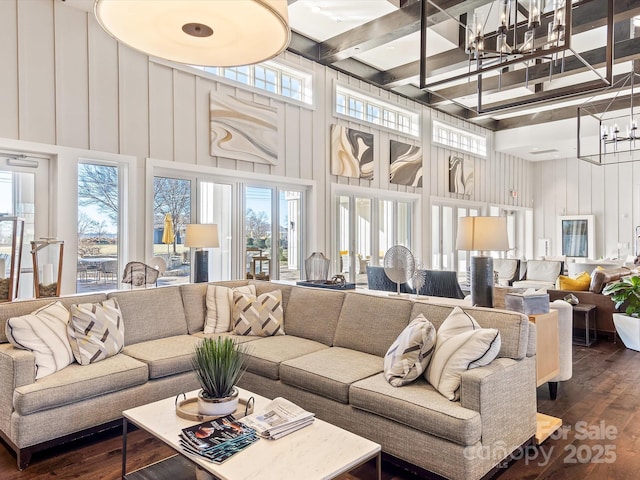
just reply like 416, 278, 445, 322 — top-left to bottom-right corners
123, 388, 380, 480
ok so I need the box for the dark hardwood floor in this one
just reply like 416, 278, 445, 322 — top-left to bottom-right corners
1, 339, 638, 480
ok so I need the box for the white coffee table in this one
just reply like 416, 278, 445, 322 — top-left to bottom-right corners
122, 388, 381, 480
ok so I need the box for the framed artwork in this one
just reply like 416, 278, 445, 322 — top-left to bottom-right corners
448, 155, 473, 195
330, 125, 374, 180
558, 215, 595, 258
210, 92, 279, 165
389, 140, 422, 187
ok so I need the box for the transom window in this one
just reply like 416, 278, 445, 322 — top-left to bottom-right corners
432, 120, 487, 157
196, 61, 312, 105
335, 85, 420, 137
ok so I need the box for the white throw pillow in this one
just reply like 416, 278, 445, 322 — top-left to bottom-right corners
384, 314, 436, 387
5, 301, 74, 379
205, 284, 256, 333
426, 306, 501, 401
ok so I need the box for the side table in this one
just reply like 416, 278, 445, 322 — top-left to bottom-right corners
571, 303, 596, 346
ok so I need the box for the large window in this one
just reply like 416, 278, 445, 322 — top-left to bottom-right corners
245, 186, 304, 281
335, 85, 420, 137
152, 176, 192, 285
77, 162, 121, 293
335, 193, 415, 285
431, 203, 480, 277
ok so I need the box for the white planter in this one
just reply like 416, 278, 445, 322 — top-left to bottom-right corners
197, 387, 239, 416
613, 313, 640, 352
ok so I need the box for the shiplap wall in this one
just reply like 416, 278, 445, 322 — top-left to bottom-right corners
0, 0, 534, 286
533, 157, 640, 260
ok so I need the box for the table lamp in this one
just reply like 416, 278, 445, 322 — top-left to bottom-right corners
185, 224, 220, 283
456, 216, 509, 307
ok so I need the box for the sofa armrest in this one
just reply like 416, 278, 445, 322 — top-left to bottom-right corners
460, 357, 537, 451
0, 344, 36, 436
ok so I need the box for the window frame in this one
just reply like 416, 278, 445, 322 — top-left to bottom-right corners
432, 120, 487, 157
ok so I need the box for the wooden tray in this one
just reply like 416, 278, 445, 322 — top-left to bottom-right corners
175, 395, 254, 422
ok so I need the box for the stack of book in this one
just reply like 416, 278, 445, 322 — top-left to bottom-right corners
179, 414, 258, 464
242, 397, 315, 439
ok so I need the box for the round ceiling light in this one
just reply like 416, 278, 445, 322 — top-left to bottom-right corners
94, 0, 290, 67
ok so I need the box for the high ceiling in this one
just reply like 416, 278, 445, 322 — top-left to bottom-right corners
287, 0, 640, 137
62, 0, 640, 160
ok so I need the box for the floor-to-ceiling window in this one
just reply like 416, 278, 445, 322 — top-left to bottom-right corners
77, 162, 121, 292
152, 176, 191, 285
244, 185, 304, 281
431, 202, 480, 278
335, 191, 416, 285
0, 155, 45, 299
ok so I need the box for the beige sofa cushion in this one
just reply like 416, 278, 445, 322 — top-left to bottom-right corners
179, 282, 208, 334
13, 354, 148, 416
280, 347, 383, 404
108, 287, 188, 345
350, 374, 482, 446
284, 287, 345, 346
242, 335, 328, 380
68, 298, 124, 365
333, 293, 412, 357
122, 335, 202, 379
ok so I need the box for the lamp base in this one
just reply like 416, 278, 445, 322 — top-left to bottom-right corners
470, 256, 494, 308
194, 250, 209, 283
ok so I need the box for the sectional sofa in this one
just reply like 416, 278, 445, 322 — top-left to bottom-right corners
0, 280, 537, 480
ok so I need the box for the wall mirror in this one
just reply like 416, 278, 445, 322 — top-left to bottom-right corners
558, 215, 595, 259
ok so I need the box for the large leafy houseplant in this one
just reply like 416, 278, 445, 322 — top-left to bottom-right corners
603, 275, 640, 351
602, 275, 640, 317
191, 337, 249, 415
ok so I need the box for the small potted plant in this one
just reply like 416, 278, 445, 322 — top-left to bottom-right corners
191, 337, 250, 415
602, 275, 640, 351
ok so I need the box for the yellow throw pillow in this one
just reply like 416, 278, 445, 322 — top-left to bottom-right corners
557, 271, 591, 291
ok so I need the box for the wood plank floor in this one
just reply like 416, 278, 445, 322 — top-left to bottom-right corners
1, 339, 638, 480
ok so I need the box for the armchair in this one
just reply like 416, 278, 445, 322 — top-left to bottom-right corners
513, 260, 563, 290
493, 258, 521, 286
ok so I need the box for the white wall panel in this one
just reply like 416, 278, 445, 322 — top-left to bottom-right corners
54, 2, 89, 149
173, 70, 197, 164
148, 62, 174, 161
17, 0, 56, 143
118, 45, 149, 158
0, 0, 19, 139
88, 16, 118, 153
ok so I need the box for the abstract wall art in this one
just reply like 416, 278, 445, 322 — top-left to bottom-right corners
449, 155, 474, 196
330, 125, 374, 180
389, 140, 422, 187
210, 92, 279, 165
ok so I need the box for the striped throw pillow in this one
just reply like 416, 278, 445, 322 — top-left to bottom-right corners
232, 290, 285, 336
426, 306, 501, 401
67, 298, 125, 365
6, 301, 74, 379
384, 314, 436, 387
205, 284, 256, 333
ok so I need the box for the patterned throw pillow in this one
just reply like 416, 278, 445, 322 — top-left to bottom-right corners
232, 290, 285, 336
6, 301, 74, 379
426, 306, 501, 401
384, 314, 436, 387
67, 298, 125, 365
205, 284, 256, 333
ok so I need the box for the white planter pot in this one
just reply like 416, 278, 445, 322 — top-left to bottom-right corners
613, 313, 640, 352
197, 387, 239, 416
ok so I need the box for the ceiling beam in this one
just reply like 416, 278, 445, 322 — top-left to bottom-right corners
316, 0, 490, 64
378, 0, 640, 87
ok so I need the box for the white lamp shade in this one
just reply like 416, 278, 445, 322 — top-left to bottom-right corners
94, 0, 290, 67
456, 216, 509, 252
185, 224, 220, 249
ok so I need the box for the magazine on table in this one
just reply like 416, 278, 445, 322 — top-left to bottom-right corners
241, 397, 315, 439
179, 414, 258, 463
